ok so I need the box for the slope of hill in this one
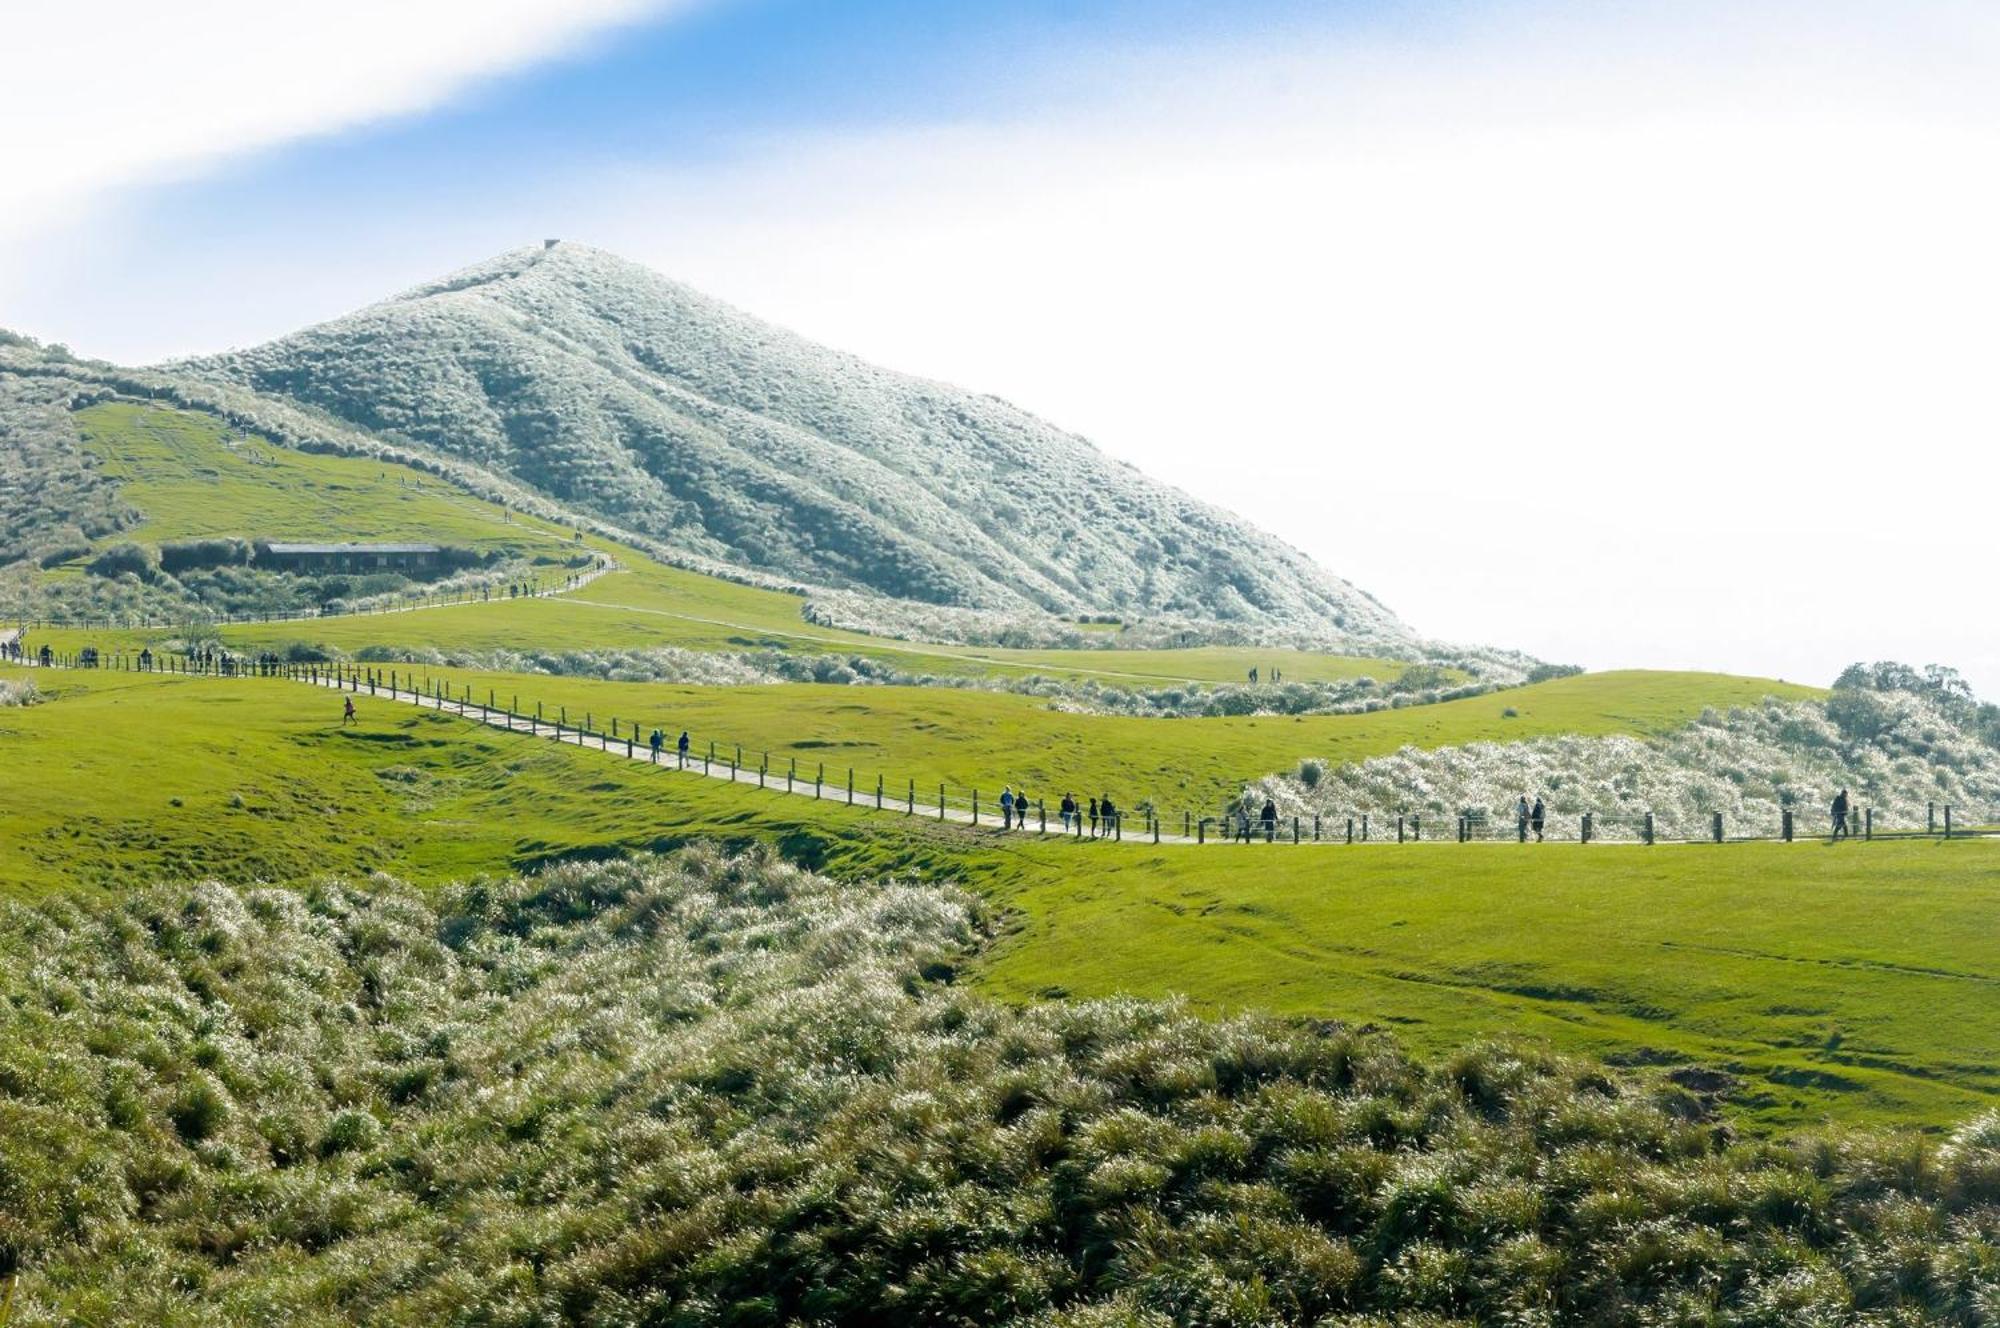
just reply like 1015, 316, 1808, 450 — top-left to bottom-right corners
177, 243, 1410, 641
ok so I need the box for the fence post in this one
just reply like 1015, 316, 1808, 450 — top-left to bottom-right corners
1292, 816, 1300, 844
1581, 813, 1592, 844
1412, 815, 1421, 842
1185, 810, 1192, 838
908, 779, 915, 815
1864, 807, 1872, 840
1782, 809, 1793, 842
876, 774, 883, 810
1198, 818, 1206, 844
1644, 812, 1655, 845
706, 742, 714, 776
1929, 801, 1936, 834
973, 789, 979, 825
1517, 814, 1526, 844
1712, 812, 1724, 844
847, 768, 854, 804
1346, 817, 1354, 845
789, 758, 796, 793
1945, 805, 1954, 839
1040, 799, 1048, 833
816, 763, 824, 797
939, 784, 946, 821
1397, 815, 1405, 844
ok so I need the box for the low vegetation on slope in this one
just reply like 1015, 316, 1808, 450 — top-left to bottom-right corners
3, 845, 1998, 1326
0, 666, 1991, 1127
1259, 664, 2000, 839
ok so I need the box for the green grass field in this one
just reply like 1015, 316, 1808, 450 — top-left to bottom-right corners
96, 663, 1813, 816
35, 400, 1438, 684
73, 402, 579, 554
3, 664, 1969, 1131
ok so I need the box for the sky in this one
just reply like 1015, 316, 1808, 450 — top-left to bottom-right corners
5, 0, 1998, 694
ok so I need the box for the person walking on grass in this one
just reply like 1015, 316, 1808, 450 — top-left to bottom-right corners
1260, 797, 1279, 842
1531, 796, 1547, 842
1831, 788, 1851, 841
1000, 786, 1016, 830
342, 696, 356, 726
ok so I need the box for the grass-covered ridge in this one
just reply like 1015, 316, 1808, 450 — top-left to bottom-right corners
0, 665, 1989, 1127
3, 845, 1998, 1326
72, 401, 576, 553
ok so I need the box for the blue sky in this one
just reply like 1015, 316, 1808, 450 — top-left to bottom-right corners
6, 0, 1999, 692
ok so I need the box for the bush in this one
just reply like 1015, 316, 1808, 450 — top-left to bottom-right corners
85, 541, 159, 581
158, 537, 252, 574
2, 847, 1996, 1324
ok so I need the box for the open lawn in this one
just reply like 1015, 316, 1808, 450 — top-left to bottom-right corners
0, 664, 1965, 1130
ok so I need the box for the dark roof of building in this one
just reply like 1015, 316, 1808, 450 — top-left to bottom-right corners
263, 542, 442, 555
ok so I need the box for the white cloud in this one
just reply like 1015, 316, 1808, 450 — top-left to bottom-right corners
575, 2, 2000, 692
0, 0, 693, 248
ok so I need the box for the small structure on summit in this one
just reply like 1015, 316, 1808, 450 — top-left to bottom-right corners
260, 542, 442, 574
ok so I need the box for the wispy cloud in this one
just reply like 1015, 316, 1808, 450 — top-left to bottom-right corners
1, 0, 700, 247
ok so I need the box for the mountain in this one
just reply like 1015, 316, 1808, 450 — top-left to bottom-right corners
176, 243, 1410, 643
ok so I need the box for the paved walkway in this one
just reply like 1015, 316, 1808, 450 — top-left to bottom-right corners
296, 668, 1188, 843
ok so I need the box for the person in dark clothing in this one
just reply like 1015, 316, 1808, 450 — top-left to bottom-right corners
677, 731, 691, 764
1260, 798, 1279, 841
342, 696, 356, 726
1235, 807, 1253, 842
1000, 786, 1016, 830
1088, 797, 1099, 837
1248, 667, 1259, 684
1100, 795, 1118, 838
1831, 788, 1850, 841
1060, 793, 1077, 833
649, 729, 665, 758
1530, 796, 1547, 842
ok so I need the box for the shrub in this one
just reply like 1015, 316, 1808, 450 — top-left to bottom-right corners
0, 847, 1995, 1324
86, 541, 159, 581
158, 537, 252, 574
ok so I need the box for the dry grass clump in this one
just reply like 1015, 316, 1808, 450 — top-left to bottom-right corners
0, 847, 1996, 1325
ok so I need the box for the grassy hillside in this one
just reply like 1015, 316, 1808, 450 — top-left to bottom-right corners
7, 849, 1997, 1325
71, 401, 576, 554
12, 664, 1814, 821
0, 665, 1977, 1129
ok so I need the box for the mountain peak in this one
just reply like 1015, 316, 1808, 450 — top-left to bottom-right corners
179, 249, 1411, 643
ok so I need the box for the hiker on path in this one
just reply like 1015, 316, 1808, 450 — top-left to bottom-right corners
1060, 792, 1077, 833
1248, 667, 1259, 684
677, 731, 691, 764
1831, 788, 1851, 841
1000, 786, 1016, 830
1101, 794, 1118, 838
1235, 806, 1253, 842
1531, 797, 1547, 842
1260, 797, 1279, 842
342, 697, 356, 726
1088, 797, 1100, 837
649, 729, 664, 759
1517, 795, 1532, 840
